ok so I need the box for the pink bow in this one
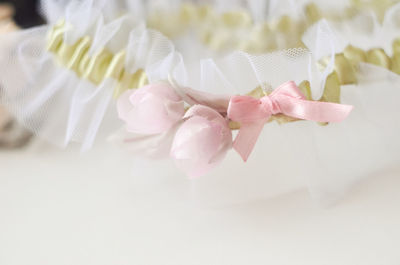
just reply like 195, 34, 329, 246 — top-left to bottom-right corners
227, 81, 354, 161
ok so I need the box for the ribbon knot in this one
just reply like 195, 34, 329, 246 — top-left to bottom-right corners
260, 96, 281, 115
227, 81, 354, 161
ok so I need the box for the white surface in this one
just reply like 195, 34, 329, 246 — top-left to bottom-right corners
0, 141, 400, 265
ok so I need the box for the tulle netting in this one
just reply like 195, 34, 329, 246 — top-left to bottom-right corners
0, 0, 400, 205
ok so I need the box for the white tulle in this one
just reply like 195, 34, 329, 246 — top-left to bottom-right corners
303, 2, 400, 57
0, 0, 399, 205
116, 63, 400, 207
0, 0, 328, 148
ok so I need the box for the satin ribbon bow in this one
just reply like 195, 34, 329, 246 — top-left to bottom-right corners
227, 81, 354, 161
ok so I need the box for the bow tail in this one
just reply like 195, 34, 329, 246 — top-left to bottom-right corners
233, 119, 269, 162
282, 98, 354, 123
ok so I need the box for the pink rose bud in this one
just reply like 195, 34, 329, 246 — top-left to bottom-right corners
117, 83, 185, 134
170, 105, 232, 178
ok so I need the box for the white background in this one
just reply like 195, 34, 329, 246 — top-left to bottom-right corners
0, 140, 399, 265
1, 0, 400, 262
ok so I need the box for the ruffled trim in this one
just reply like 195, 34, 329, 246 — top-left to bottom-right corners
0, 0, 399, 204
1, 0, 400, 151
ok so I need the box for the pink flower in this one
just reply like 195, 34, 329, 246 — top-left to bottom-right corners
170, 105, 232, 178
117, 84, 185, 134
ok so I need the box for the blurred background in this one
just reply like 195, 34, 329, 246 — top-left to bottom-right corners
0, 0, 43, 148
0, 0, 43, 28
